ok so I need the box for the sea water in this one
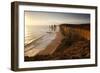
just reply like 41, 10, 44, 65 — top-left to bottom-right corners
25, 25, 50, 46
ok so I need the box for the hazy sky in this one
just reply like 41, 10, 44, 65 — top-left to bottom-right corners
25, 11, 90, 26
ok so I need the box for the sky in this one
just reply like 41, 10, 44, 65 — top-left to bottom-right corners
25, 11, 90, 26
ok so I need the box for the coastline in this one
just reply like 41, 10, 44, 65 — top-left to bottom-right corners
24, 23, 90, 61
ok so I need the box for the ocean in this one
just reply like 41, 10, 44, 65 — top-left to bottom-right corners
25, 25, 50, 46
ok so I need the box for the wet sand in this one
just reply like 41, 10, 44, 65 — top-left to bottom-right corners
24, 32, 56, 57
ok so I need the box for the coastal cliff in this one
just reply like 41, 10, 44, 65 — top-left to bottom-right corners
25, 23, 90, 61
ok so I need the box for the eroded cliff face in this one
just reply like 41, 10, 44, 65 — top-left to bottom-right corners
59, 24, 90, 41
53, 24, 90, 59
